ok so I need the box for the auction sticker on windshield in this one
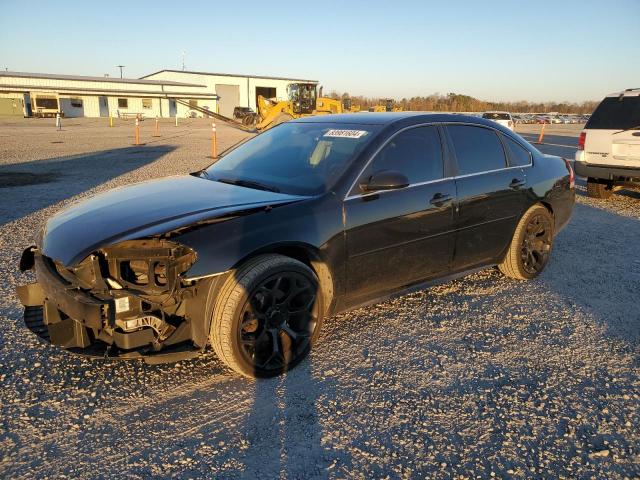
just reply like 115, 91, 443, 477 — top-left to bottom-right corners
323, 129, 368, 139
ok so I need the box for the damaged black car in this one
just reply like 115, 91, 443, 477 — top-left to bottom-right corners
17, 113, 575, 378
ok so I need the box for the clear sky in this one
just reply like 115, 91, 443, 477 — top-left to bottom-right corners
1, 0, 638, 103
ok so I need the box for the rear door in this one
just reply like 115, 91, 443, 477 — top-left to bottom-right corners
344, 125, 456, 302
445, 124, 527, 270
583, 93, 640, 168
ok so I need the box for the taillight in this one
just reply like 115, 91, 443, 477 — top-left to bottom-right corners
563, 158, 575, 189
578, 131, 586, 150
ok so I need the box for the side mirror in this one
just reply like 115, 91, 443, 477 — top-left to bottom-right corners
359, 170, 409, 192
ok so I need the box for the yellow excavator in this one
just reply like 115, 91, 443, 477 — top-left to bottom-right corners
244, 83, 360, 131
369, 99, 403, 112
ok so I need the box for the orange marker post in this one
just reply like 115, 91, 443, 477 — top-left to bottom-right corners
154, 116, 160, 137
210, 122, 218, 158
537, 122, 546, 144
134, 117, 140, 145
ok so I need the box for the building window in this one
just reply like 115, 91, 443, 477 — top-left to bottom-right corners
118, 98, 128, 109
70, 98, 83, 108
142, 98, 153, 109
189, 99, 198, 108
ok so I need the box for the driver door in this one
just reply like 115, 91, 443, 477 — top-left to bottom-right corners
343, 126, 456, 304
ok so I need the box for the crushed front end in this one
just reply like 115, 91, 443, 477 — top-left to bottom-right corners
16, 239, 216, 363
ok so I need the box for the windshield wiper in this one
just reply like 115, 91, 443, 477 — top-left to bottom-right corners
613, 124, 640, 135
190, 169, 210, 178
216, 177, 280, 193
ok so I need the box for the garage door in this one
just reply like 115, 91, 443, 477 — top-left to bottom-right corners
215, 84, 240, 118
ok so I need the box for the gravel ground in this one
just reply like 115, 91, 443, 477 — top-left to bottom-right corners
0, 118, 638, 479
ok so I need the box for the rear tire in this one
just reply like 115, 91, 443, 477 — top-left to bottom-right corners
498, 204, 554, 280
209, 254, 323, 378
586, 178, 614, 199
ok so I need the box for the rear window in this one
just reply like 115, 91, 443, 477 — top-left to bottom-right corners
482, 113, 511, 120
586, 96, 640, 130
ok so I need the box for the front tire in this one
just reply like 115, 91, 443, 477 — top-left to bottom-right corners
209, 254, 323, 378
586, 178, 614, 199
498, 204, 554, 280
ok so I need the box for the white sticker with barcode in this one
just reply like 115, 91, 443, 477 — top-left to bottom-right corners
323, 129, 368, 139
115, 297, 130, 313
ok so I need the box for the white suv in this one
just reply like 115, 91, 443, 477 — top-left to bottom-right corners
574, 88, 640, 198
482, 111, 514, 130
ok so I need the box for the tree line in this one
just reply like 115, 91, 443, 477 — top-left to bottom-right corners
328, 91, 598, 114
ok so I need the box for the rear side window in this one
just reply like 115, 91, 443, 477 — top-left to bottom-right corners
447, 125, 507, 175
360, 126, 443, 185
586, 96, 640, 130
502, 135, 532, 167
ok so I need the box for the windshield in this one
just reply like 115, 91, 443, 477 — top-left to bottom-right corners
204, 122, 381, 195
483, 113, 510, 120
586, 96, 640, 130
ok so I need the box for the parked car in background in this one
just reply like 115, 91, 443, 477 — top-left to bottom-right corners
574, 88, 640, 198
482, 111, 514, 130
535, 115, 550, 124
16, 113, 575, 378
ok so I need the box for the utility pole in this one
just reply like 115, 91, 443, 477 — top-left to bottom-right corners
116, 65, 125, 78
181, 51, 186, 71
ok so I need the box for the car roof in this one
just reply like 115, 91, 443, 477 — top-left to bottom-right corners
291, 111, 508, 129
603, 88, 640, 98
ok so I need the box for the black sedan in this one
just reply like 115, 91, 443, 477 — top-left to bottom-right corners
16, 113, 575, 377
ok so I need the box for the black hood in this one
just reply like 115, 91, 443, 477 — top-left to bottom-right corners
40, 175, 305, 266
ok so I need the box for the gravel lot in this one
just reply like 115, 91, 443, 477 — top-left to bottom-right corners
0, 118, 638, 479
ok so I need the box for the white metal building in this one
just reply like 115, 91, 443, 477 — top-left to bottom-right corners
141, 70, 318, 118
0, 71, 214, 118
0, 69, 318, 119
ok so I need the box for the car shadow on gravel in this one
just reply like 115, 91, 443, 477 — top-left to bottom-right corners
0, 145, 176, 226
541, 202, 640, 343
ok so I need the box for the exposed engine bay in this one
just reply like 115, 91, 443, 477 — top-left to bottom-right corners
17, 239, 218, 363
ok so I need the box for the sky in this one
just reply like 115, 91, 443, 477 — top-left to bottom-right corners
1, 0, 638, 103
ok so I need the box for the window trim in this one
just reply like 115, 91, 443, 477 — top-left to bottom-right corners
344, 122, 532, 201
117, 98, 128, 109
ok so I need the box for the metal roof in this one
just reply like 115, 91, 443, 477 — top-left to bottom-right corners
0, 71, 205, 87
142, 69, 318, 83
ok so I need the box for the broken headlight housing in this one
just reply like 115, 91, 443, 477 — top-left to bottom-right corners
100, 239, 196, 295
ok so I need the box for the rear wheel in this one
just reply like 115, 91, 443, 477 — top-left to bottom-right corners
498, 204, 554, 280
586, 178, 614, 199
209, 254, 323, 378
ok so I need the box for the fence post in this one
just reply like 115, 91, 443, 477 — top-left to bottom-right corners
154, 116, 160, 137
135, 117, 140, 145
109, 115, 113, 127
56, 112, 61, 131
175, 116, 178, 127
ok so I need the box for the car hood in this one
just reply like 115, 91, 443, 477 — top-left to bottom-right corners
40, 175, 305, 266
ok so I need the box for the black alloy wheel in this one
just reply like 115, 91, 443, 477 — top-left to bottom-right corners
238, 272, 318, 372
520, 213, 553, 275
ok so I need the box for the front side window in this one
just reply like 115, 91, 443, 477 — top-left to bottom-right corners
358, 126, 443, 186
448, 125, 507, 175
204, 122, 381, 196
502, 135, 532, 167
118, 98, 128, 109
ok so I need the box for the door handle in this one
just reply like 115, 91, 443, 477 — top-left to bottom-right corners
429, 193, 452, 206
509, 178, 526, 189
